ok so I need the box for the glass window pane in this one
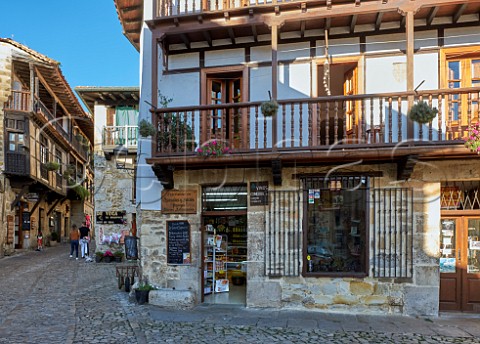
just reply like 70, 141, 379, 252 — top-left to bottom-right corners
472, 60, 480, 79
467, 219, 480, 274
305, 177, 367, 274
448, 61, 461, 81
9, 143, 15, 151
440, 219, 456, 273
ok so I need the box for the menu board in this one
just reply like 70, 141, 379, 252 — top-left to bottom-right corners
22, 211, 31, 231
167, 221, 191, 265
250, 181, 269, 206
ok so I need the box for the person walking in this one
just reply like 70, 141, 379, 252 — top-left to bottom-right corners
79, 222, 90, 259
70, 224, 80, 260
36, 231, 43, 251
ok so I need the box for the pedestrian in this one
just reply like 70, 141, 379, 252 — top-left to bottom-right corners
79, 221, 90, 258
70, 224, 80, 260
36, 230, 43, 251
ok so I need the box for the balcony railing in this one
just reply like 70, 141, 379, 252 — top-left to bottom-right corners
102, 125, 139, 150
3, 90, 31, 112
5, 152, 29, 175
155, 0, 346, 17
151, 87, 480, 157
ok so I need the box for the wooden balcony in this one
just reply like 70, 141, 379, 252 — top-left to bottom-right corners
148, 87, 480, 170
102, 125, 139, 154
3, 90, 88, 161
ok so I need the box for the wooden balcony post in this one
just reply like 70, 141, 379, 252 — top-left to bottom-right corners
406, 10, 415, 140
271, 24, 278, 151
29, 62, 35, 112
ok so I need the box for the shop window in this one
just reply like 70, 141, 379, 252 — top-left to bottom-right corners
302, 176, 368, 276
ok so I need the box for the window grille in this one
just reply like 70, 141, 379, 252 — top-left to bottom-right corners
372, 188, 413, 279
266, 190, 302, 277
441, 183, 480, 210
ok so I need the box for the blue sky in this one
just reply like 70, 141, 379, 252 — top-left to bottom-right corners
0, 1, 139, 91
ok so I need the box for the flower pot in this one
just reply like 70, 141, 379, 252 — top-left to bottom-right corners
103, 256, 112, 263
114, 256, 122, 263
135, 290, 149, 305
95, 255, 103, 263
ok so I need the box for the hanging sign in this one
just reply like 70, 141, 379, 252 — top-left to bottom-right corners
96, 211, 127, 224
250, 181, 269, 206
167, 221, 191, 265
161, 190, 197, 214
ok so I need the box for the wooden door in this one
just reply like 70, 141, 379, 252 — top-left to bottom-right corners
207, 77, 243, 148
440, 217, 480, 312
343, 66, 358, 140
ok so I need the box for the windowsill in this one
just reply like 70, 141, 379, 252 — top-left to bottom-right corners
303, 272, 367, 278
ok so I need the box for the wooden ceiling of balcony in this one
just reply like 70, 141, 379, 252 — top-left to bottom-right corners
75, 87, 140, 114
114, 0, 143, 51
11, 57, 94, 142
148, 1, 480, 52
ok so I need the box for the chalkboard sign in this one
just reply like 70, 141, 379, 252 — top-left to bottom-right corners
250, 181, 269, 206
22, 211, 31, 231
167, 221, 191, 265
124, 236, 138, 260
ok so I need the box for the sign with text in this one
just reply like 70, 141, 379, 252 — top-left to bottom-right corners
22, 211, 31, 231
250, 181, 269, 206
96, 211, 127, 224
167, 221, 191, 265
162, 190, 197, 214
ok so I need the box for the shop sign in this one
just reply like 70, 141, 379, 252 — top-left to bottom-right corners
161, 190, 197, 214
250, 181, 269, 206
96, 211, 127, 224
25, 193, 39, 202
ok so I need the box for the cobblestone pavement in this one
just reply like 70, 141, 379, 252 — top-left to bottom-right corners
0, 245, 479, 344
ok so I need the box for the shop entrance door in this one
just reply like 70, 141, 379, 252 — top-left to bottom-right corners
440, 217, 480, 312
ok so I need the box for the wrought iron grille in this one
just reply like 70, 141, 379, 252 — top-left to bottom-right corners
266, 190, 302, 277
372, 188, 413, 279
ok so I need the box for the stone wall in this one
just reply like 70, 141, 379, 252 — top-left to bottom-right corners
138, 159, 476, 316
94, 154, 136, 252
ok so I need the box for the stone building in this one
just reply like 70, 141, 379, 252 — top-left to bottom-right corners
0, 38, 94, 255
75, 87, 139, 253
115, 0, 480, 315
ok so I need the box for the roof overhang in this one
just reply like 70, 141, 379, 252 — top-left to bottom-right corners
114, 0, 144, 51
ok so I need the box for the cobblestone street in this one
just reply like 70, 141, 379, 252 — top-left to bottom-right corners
0, 245, 479, 344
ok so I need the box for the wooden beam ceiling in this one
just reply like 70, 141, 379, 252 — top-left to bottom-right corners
427, 6, 439, 26
375, 12, 384, 30
453, 3, 468, 23
350, 14, 358, 33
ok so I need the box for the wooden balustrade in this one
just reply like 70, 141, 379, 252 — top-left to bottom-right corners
151, 87, 480, 157
4, 90, 31, 112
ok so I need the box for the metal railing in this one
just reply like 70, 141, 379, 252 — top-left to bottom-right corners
151, 87, 480, 157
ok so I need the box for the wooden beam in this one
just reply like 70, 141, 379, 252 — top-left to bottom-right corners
427, 6, 439, 25
10, 185, 30, 211
203, 30, 213, 47
30, 193, 47, 215
453, 3, 467, 23
375, 12, 384, 30
251, 24, 258, 42
300, 20, 306, 38
406, 11, 415, 139
325, 17, 331, 30
47, 198, 63, 217
271, 24, 278, 151
350, 14, 358, 33
227, 27, 236, 45
108, 94, 117, 101
180, 33, 191, 49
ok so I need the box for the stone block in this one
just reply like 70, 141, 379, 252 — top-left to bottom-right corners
414, 265, 439, 286
247, 281, 281, 307
403, 286, 439, 316
350, 281, 374, 295
148, 289, 196, 309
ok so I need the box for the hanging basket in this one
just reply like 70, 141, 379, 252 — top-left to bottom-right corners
260, 100, 279, 117
408, 101, 438, 124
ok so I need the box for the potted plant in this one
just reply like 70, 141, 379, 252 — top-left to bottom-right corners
113, 250, 124, 263
50, 232, 59, 246
464, 122, 480, 154
95, 251, 104, 263
103, 250, 114, 263
408, 101, 438, 124
260, 99, 279, 117
196, 140, 231, 157
135, 283, 156, 305
139, 119, 156, 138
44, 161, 60, 171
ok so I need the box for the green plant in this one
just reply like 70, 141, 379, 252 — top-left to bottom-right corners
113, 250, 124, 257
196, 140, 231, 157
464, 122, 480, 154
95, 251, 104, 257
72, 184, 90, 200
260, 100, 279, 117
44, 161, 60, 171
136, 283, 157, 291
408, 101, 438, 124
139, 119, 156, 137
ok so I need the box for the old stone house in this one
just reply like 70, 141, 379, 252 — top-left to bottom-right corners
0, 38, 94, 254
115, 0, 480, 316
75, 87, 139, 252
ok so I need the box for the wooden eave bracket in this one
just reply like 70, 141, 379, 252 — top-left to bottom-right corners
397, 155, 418, 181
47, 197, 66, 217
152, 164, 175, 189
272, 159, 282, 186
10, 185, 30, 211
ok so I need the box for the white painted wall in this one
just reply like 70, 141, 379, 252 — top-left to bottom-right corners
93, 104, 107, 154
205, 49, 244, 67
168, 52, 200, 70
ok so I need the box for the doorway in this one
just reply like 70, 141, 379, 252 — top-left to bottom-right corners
201, 185, 248, 305
440, 216, 480, 312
